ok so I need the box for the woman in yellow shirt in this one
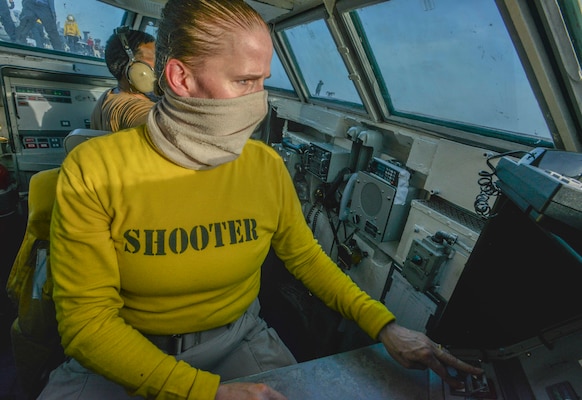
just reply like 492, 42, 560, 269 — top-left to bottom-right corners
39, 1, 482, 399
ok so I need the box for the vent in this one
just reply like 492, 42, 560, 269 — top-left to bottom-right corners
418, 197, 486, 233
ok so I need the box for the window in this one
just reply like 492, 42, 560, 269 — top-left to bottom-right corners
278, 17, 363, 108
265, 50, 295, 93
349, 0, 551, 145
139, 16, 159, 38
0, 0, 126, 58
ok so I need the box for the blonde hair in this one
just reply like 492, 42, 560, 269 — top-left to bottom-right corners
155, 0, 269, 95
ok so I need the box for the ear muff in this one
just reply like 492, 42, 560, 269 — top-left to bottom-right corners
115, 27, 155, 94
125, 60, 155, 94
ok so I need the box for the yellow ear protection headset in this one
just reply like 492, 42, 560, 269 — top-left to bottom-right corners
115, 26, 155, 94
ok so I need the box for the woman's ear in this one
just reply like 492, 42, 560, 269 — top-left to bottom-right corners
164, 58, 195, 97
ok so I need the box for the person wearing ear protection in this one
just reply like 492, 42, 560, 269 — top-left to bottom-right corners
90, 27, 156, 132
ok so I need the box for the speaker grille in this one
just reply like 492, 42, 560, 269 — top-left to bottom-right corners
418, 197, 486, 233
360, 182, 383, 216
350, 171, 400, 242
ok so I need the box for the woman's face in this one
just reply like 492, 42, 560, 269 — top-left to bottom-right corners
185, 27, 273, 99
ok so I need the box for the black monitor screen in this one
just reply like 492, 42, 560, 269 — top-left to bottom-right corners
428, 194, 582, 352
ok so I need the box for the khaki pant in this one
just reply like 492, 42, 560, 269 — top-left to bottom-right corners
37, 299, 297, 399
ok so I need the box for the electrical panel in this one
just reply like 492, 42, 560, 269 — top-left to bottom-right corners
305, 142, 350, 183
396, 198, 484, 301
2, 70, 115, 176
401, 234, 454, 292
272, 142, 305, 178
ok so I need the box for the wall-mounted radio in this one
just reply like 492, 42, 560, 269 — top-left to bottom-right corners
272, 139, 307, 179
349, 158, 418, 242
306, 142, 350, 183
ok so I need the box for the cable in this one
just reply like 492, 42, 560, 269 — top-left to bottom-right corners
322, 167, 352, 210
305, 203, 317, 229
474, 150, 528, 219
339, 172, 358, 221
326, 208, 341, 253
474, 171, 499, 219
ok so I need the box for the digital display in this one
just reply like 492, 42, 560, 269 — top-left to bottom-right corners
15, 86, 71, 97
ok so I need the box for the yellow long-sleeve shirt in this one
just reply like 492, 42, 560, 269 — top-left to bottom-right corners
63, 21, 80, 38
50, 126, 395, 399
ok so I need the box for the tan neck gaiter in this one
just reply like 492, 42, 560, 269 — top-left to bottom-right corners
147, 89, 268, 170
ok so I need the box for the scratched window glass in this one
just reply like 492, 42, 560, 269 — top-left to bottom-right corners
0, 0, 125, 59
280, 18, 363, 108
265, 50, 295, 93
140, 17, 159, 38
350, 0, 552, 145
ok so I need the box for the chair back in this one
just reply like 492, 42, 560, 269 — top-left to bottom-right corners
6, 127, 110, 398
63, 128, 110, 154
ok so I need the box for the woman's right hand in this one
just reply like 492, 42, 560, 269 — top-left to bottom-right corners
216, 382, 287, 399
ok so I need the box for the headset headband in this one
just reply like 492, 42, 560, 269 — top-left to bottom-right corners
114, 26, 135, 63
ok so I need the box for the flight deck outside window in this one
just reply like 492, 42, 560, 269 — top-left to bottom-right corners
0, 0, 125, 59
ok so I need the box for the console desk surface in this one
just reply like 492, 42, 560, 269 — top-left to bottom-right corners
231, 343, 445, 399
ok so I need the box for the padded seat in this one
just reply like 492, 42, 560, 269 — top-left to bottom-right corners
5, 128, 110, 398
63, 128, 111, 154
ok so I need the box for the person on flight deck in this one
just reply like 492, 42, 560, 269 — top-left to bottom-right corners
315, 79, 324, 96
63, 14, 81, 53
15, 0, 63, 51
90, 28, 156, 132
30, 18, 47, 48
93, 38, 103, 58
0, 0, 16, 42
38, 0, 484, 399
